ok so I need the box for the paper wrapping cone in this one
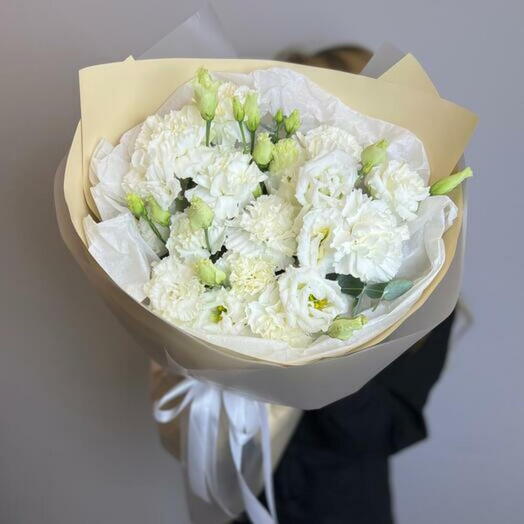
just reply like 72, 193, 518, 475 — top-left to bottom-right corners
55, 55, 477, 409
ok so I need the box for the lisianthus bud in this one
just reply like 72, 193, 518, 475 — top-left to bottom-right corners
193, 68, 219, 122
327, 315, 368, 340
146, 197, 171, 227
252, 184, 263, 198
232, 96, 245, 122
360, 139, 388, 175
274, 108, 284, 124
126, 193, 146, 218
188, 197, 213, 230
269, 138, 299, 172
430, 167, 473, 195
244, 93, 260, 132
284, 109, 301, 136
252, 132, 274, 168
195, 259, 226, 287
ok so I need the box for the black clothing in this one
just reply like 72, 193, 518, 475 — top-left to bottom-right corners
235, 311, 455, 524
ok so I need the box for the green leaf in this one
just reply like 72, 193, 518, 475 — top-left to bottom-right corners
337, 274, 365, 297
364, 282, 387, 299
382, 279, 413, 301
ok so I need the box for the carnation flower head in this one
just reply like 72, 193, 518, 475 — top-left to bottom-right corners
246, 284, 313, 347
301, 124, 362, 162
226, 252, 277, 298
332, 189, 409, 283
366, 160, 429, 221
226, 194, 299, 269
144, 256, 205, 325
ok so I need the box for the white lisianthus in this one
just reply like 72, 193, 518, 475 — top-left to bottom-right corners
278, 266, 349, 333
225, 252, 277, 299
193, 287, 249, 335
226, 194, 299, 270
296, 207, 342, 275
295, 150, 359, 208
333, 189, 409, 283
183, 147, 266, 221
246, 284, 313, 347
300, 125, 362, 162
144, 256, 205, 325
366, 160, 429, 221
123, 106, 205, 209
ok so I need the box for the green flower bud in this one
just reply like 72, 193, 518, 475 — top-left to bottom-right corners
195, 258, 226, 287
269, 138, 299, 173
360, 139, 388, 175
252, 132, 274, 168
274, 108, 284, 124
193, 68, 219, 122
232, 96, 245, 122
430, 167, 473, 196
244, 92, 260, 132
188, 197, 214, 230
126, 193, 146, 218
146, 197, 171, 227
327, 315, 368, 340
252, 184, 263, 198
284, 109, 301, 136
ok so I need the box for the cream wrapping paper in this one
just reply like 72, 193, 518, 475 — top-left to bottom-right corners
56, 54, 476, 408
54, 48, 475, 524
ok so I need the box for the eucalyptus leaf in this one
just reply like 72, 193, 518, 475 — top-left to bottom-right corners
383, 279, 413, 301
337, 274, 365, 297
364, 282, 387, 299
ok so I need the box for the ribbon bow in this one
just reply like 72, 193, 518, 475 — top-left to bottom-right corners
153, 375, 277, 524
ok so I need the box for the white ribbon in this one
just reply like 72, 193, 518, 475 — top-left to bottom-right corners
153, 375, 278, 524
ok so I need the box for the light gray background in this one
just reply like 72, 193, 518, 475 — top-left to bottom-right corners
1, 1, 523, 523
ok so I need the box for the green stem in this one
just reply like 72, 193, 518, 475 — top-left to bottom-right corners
239, 121, 247, 153
250, 130, 256, 155
205, 120, 212, 147
145, 214, 165, 245
272, 122, 281, 143
204, 227, 212, 254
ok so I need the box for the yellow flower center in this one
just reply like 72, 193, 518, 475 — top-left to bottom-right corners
308, 294, 329, 310
211, 305, 228, 323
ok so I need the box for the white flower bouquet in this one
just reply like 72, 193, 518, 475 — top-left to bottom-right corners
55, 53, 477, 523
82, 64, 473, 365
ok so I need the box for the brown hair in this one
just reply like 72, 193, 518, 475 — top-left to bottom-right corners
278, 44, 372, 75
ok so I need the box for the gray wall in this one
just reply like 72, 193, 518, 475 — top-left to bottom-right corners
1, 1, 522, 523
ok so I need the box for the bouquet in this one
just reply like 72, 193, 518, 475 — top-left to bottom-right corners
55, 53, 477, 524
84, 66, 472, 364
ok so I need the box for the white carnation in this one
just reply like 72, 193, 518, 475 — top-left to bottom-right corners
366, 160, 429, 221
333, 190, 409, 283
144, 256, 205, 325
301, 125, 362, 161
193, 287, 249, 335
297, 207, 342, 274
226, 194, 299, 270
225, 252, 277, 299
278, 266, 349, 333
184, 147, 266, 221
123, 106, 204, 209
295, 150, 359, 208
246, 284, 313, 347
